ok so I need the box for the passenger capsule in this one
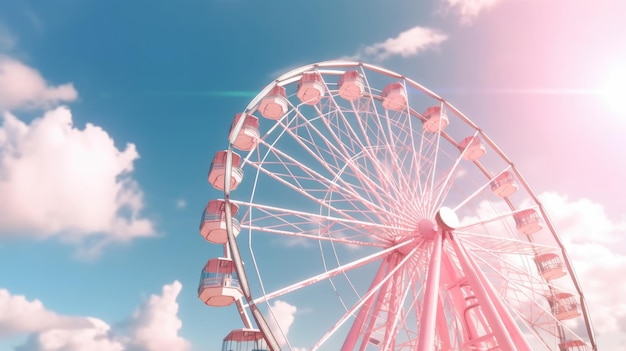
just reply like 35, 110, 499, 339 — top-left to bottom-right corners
422, 106, 449, 132
381, 82, 406, 111
259, 85, 288, 120
208, 150, 243, 191
222, 329, 268, 351
534, 253, 567, 280
490, 171, 518, 198
338, 70, 365, 101
297, 72, 325, 105
458, 136, 486, 161
549, 293, 581, 321
199, 199, 240, 244
197, 257, 242, 307
514, 209, 542, 235
229, 113, 259, 151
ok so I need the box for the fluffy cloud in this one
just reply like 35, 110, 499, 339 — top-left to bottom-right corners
440, 0, 502, 24
122, 281, 189, 351
0, 290, 90, 337
350, 26, 447, 61
266, 300, 298, 347
0, 107, 154, 255
540, 192, 626, 340
0, 57, 77, 111
3, 281, 188, 351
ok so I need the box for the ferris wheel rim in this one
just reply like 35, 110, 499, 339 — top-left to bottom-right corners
215, 60, 597, 351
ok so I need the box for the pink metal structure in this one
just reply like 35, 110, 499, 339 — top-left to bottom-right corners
200, 61, 597, 350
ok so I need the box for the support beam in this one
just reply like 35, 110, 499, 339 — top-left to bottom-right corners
417, 233, 444, 351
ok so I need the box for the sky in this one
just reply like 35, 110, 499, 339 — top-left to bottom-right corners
0, 0, 625, 350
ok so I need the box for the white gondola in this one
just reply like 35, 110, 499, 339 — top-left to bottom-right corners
549, 293, 581, 321
381, 82, 406, 111
208, 151, 244, 191
458, 136, 486, 161
514, 209, 543, 235
338, 70, 364, 101
198, 258, 242, 307
199, 199, 240, 244
297, 72, 325, 105
258, 85, 288, 120
490, 171, 518, 197
221, 329, 268, 351
534, 253, 567, 280
422, 106, 449, 132
229, 113, 259, 151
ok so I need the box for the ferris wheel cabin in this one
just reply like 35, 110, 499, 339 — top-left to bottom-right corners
514, 209, 543, 235
230, 113, 259, 151
221, 329, 267, 351
381, 82, 407, 111
490, 171, 518, 198
338, 70, 365, 101
208, 151, 244, 191
297, 72, 325, 105
559, 339, 590, 351
549, 292, 582, 321
458, 136, 486, 161
422, 106, 449, 132
258, 85, 288, 120
199, 199, 240, 244
198, 257, 242, 307
534, 253, 567, 280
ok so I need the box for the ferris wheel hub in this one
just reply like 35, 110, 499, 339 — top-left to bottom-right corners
436, 207, 459, 232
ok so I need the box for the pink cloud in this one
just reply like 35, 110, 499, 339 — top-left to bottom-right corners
0, 57, 77, 111
440, 0, 502, 24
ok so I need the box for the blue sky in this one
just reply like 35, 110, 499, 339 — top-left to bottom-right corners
1, 0, 625, 350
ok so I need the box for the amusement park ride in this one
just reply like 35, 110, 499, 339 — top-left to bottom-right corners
196, 61, 597, 351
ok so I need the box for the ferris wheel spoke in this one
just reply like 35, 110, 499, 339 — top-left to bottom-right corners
459, 244, 570, 347
235, 203, 405, 246
314, 82, 412, 210
312, 102, 415, 219
268, 112, 407, 225
431, 130, 480, 213
454, 230, 558, 256
249, 241, 410, 306
455, 205, 540, 233
254, 137, 403, 224
451, 166, 514, 212
353, 77, 419, 212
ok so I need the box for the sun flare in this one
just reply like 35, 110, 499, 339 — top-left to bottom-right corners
601, 66, 626, 116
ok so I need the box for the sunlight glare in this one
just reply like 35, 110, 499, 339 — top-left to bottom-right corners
601, 66, 626, 116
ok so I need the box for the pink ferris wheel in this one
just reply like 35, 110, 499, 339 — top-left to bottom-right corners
198, 61, 597, 351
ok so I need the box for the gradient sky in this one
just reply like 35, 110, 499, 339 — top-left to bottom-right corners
0, 0, 625, 350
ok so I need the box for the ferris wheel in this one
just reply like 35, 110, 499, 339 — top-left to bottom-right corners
197, 61, 597, 351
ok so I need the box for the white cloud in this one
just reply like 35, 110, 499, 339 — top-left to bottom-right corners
175, 199, 187, 209
122, 281, 190, 351
349, 26, 447, 61
540, 192, 626, 342
16, 318, 124, 351
266, 300, 298, 347
3, 281, 189, 351
440, 0, 502, 25
0, 290, 90, 337
0, 107, 154, 256
0, 56, 77, 111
